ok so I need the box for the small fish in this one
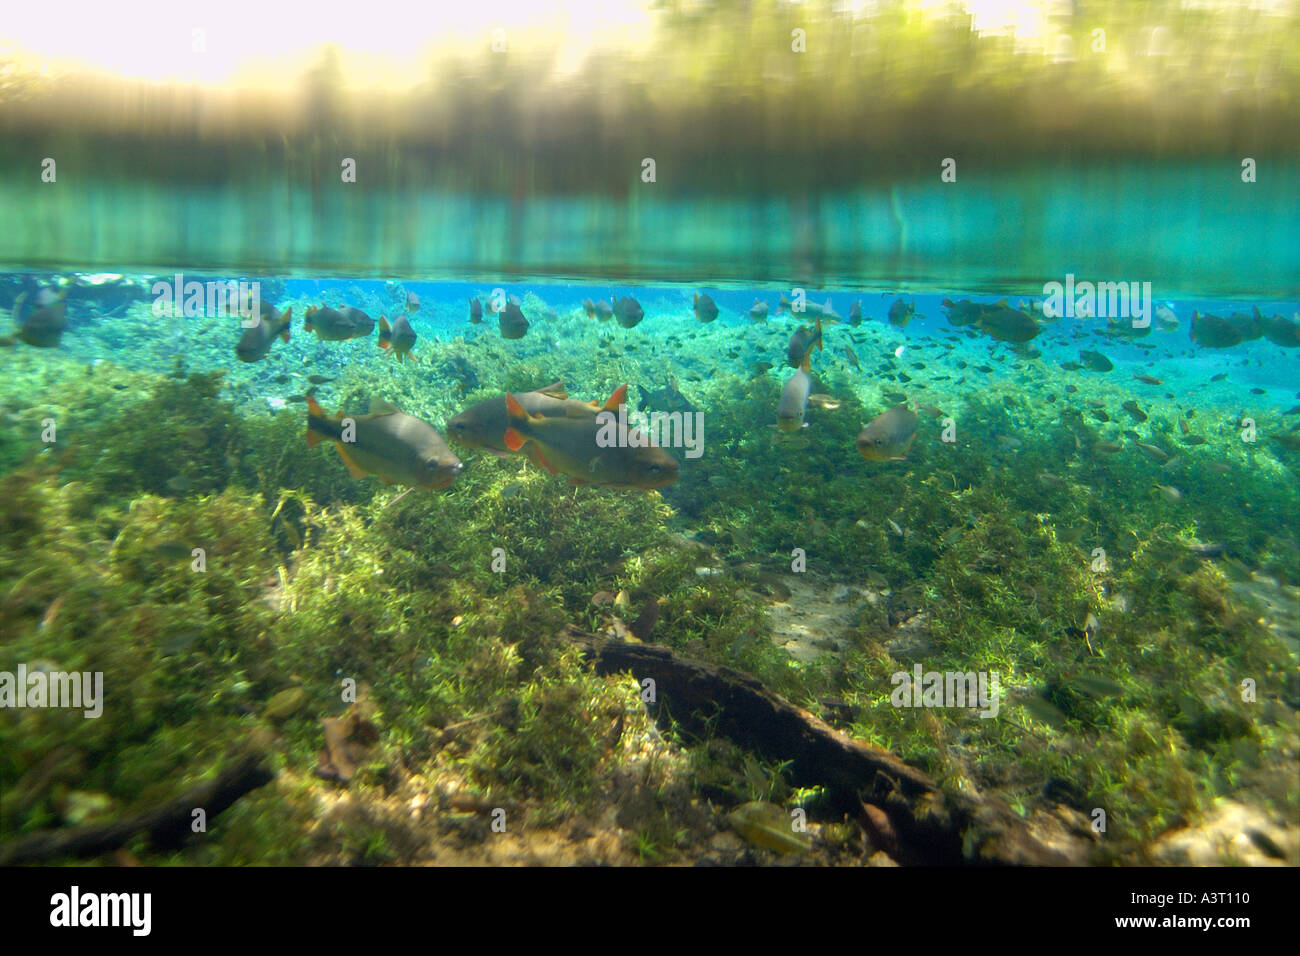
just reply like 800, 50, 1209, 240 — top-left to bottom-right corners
886, 518, 905, 537
613, 296, 644, 329
405, 291, 420, 312
843, 344, 861, 371
1065, 674, 1123, 698
1094, 441, 1124, 454
499, 298, 530, 339
1121, 400, 1148, 423
236, 305, 293, 363
1020, 695, 1069, 730
1080, 350, 1114, 372
848, 300, 863, 326
307, 375, 335, 385
1180, 435, 1207, 446
377, 314, 418, 362
306, 396, 462, 489
786, 316, 823, 368
1133, 374, 1162, 385
1038, 471, 1068, 488
468, 297, 483, 323
1155, 303, 1178, 330
1135, 443, 1169, 463
1155, 484, 1183, 503
748, 299, 769, 322
303, 306, 375, 341
590, 299, 614, 321
693, 293, 719, 323
857, 405, 920, 461
807, 394, 842, 410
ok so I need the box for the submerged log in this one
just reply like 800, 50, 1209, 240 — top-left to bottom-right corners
563, 625, 1089, 865
0, 750, 273, 866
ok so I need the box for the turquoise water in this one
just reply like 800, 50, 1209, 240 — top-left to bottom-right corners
2, 266, 1299, 865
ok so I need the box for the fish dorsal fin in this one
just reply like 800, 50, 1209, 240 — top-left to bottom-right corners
995, 298, 1008, 307
537, 381, 568, 399
368, 398, 402, 416
800, 352, 811, 373
602, 385, 628, 413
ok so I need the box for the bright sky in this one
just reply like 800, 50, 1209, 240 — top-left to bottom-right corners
0, 0, 657, 85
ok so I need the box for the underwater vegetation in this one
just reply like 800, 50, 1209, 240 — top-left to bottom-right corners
0, 279, 1297, 866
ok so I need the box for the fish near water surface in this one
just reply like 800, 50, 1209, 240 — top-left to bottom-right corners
304, 305, 376, 341
977, 301, 1040, 343
613, 296, 644, 329
306, 396, 462, 489
856, 405, 920, 461
502, 386, 680, 489
11, 287, 69, 348
1189, 310, 1259, 348
693, 293, 719, 323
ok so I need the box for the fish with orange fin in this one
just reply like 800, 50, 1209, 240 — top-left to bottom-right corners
786, 315, 823, 368
236, 305, 292, 362
447, 382, 601, 464
502, 385, 679, 489
377, 314, 418, 362
776, 351, 814, 432
306, 396, 461, 489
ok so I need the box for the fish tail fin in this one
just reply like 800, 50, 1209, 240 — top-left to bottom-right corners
601, 384, 629, 413
280, 307, 292, 342
305, 395, 326, 447
378, 315, 392, 349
